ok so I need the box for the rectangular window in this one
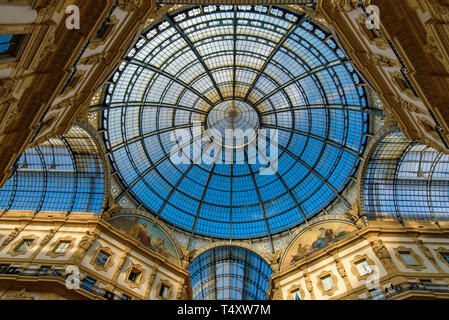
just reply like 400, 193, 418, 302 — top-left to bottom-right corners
369, 288, 384, 300
38, 265, 51, 276
159, 284, 170, 299
321, 276, 334, 292
51, 267, 63, 277
356, 260, 372, 276
0, 34, 26, 61
14, 239, 33, 252
54, 241, 71, 254
82, 276, 97, 292
421, 279, 432, 289
0, 34, 13, 53
94, 250, 110, 267
292, 290, 301, 300
128, 269, 142, 283
104, 290, 115, 300
0, 264, 9, 273
399, 252, 417, 266
441, 253, 449, 264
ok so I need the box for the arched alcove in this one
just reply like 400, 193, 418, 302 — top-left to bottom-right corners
0, 124, 107, 214
188, 245, 273, 300
362, 129, 449, 223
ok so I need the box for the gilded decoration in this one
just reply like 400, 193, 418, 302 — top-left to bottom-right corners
435, 247, 449, 268
316, 270, 339, 297
109, 215, 179, 265
393, 246, 426, 272
7, 235, 38, 257
47, 236, 75, 258
125, 263, 145, 289
287, 284, 305, 300
282, 221, 357, 269
90, 245, 116, 272
156, 279, 173, 300
350, 254, 376, 281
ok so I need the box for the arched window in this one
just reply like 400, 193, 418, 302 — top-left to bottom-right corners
363, 130, 449, 222
188, 246, 273, 300
0, 125, 106, 214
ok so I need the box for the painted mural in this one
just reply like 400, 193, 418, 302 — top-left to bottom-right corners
109, 216, 180, 266
281, 221, 357, 269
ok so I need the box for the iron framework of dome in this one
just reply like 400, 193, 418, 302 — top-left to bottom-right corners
102, 5, 369, 239
188, 246, 273, 300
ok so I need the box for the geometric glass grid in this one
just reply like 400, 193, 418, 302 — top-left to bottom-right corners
363, 130, 449, 223
0, 126, 106, 214
0, 34, 13, 53
187, 246, 273, 300
103, 5, 369, 239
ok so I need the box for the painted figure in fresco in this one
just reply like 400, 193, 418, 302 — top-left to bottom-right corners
128, 222, 153, 249
154, 237, 171, 258
311, 228, 328, 250
289, 227, 349, 265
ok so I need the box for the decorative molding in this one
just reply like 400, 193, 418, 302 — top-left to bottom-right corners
112, 248, 130, 282
394, 246, 426, 272
89, 245, 116, 272
350, 254, 376, 281
3, 288, 34, 300
264, 249, 282, 272
47, 236, 75, 258
73, 231, 98, 264
369, 239, 397, 273
435, 247, 449, 268
331, 0, 370, 12
156, 279, 173, 300
316, 270, 339, 297
0, 227, 22, 249
286, 284, 305, 300
176, 278, 188, 300
144, 266, 158, 299
415, 239, 443, 272
7, 234, 38, 257
369, 53, 401, 68
124, 263, 145, 289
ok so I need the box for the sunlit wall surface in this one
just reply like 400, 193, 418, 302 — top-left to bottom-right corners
188, 246, 273, 300
0, 126, 106, 214
363, 130, 449, 222
103, 5, 369, 238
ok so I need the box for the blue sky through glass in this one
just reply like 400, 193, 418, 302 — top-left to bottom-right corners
0, 127, 105, 214
188, 246, 273, 300
0, 34, 13, 53
104, 6, 369, 239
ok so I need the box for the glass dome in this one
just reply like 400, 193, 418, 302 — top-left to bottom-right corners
103, 5, 369, 239
188, 246, 273, 300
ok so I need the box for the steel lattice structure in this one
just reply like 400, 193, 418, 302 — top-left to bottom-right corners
363, 130, 449, 223
0, 126, 106, 215
188, 246, 273, 300
102, 5, 369, 239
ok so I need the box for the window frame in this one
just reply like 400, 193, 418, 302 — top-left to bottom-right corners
48, 237, 75, 258
90, 246, 115, 272
125, 263, 145, 289
8, 235, 38, 256
0, 33, 28, 64
394, 246, 425, 271
156, 280, 173, 300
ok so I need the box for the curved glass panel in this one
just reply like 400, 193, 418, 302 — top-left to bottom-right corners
363, 130, 449, 222
103, 5, 368, 238
0, 126, 106, 214
188, 246, 273, 300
